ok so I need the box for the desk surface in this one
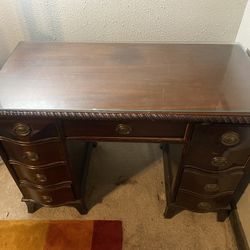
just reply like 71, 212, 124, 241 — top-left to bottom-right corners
0, 42, 250, 114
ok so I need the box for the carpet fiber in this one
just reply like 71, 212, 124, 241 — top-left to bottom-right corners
0, 220, 122, 250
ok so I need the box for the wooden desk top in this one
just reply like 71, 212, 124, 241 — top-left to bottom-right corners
0, 42, 250, 120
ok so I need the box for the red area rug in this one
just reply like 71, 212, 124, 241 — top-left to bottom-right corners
0, 220, 122, 250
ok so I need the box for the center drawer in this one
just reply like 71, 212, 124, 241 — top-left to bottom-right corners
63, 119, 188, 140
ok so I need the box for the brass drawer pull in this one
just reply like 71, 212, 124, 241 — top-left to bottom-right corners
204, 183, 219, 193
221, 131, 240, 146
211, 156, 228, 168
35, 174, 47, 183
41, 195, 53, 203
13, 123, 31, 137
116, 124, 132, 135
22, 151, 39, 162
197, 202, 212, 210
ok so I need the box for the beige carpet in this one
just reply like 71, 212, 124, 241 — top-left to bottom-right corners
0, 143, 237, 250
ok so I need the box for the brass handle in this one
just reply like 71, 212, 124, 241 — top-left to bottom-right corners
22, 151, 39, 162
41, 195, 53, 203
13, 123, 31, 137
116, 124, 132, 135
221, 131, 240, 146
35, 174, 47, 183
197, 202, 212, 210
211, 156, 228, 168
204, 183, 219, 193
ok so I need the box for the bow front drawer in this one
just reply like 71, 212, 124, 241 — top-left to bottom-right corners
13, 162, 71, 186
176, 190, 232, 212
180, 168, 243, 195
2, 140, 66, 165
20, 184, 75, 206
0, 119, 59, 142
184, 124, 250, 170
63, 120, 188, 141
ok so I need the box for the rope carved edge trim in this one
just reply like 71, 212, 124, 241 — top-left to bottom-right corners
0, 110, 250, 123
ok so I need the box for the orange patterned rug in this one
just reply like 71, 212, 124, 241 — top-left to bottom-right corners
0, 220, 122, 250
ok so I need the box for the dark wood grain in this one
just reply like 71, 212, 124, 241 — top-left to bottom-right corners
176, 190, 232, 212
12, 162, 71, 186
184, 124, 250, 170
0, 119, 59, 141
20, 183, 75, 206
180, 168, 244, 195
0, 42, 250, 113
63, 119, 187, 140
1, 42, 250, 223
1, 140, 66, 165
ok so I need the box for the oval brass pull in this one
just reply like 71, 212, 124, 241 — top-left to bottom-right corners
211, 156, 228, 168
13, 123, 31, 137
41, 195, 53, 203
204, 183, 219, 193
221, 131, 240, 146
197, 202, 212, 210
116, 124, 132, 135
22, 151, 39, 162
35, 174, 47, 183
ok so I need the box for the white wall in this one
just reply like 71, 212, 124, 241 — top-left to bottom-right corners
0, 0, 247, 67
0, 0, 250, 242
235, 1, 250, 244
236, 1, 250, 48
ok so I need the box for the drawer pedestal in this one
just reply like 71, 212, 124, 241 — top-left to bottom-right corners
0, 119, 94, 214
162, 123, 250, 222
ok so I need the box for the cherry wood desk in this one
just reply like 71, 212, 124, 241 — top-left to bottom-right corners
0, 42, 250, 221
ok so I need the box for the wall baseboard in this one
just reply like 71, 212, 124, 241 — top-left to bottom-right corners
229, 209, 249, 250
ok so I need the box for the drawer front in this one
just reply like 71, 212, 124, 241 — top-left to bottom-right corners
2, 140, 66, 165
176, 190, 232, 212
180, 168, 243, 195
13, 163, 71, 186
64, 120, 187, 139
0, 119, 59, 141
20, 185, 75, 206
184, 124, 250, 170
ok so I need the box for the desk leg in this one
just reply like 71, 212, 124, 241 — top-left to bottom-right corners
71, 200, 88, 215
24, 200, 88, 214
217, 210, 230, 222
162, 143, 185, 218
24, 201, 42, 213
164, 205, 183, 218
